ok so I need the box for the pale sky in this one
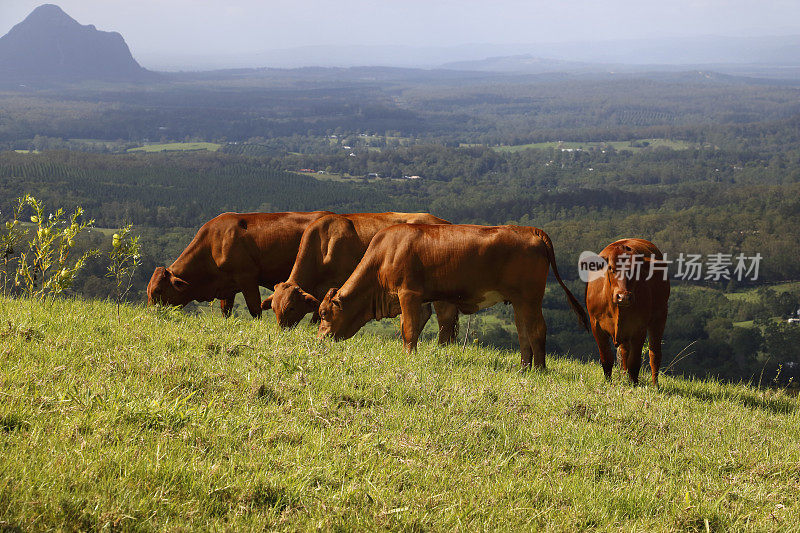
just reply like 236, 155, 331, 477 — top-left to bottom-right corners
2, 0, 799, 69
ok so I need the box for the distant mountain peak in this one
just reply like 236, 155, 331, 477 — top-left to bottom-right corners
24, 4, 78, 24
0, 3, 155, 83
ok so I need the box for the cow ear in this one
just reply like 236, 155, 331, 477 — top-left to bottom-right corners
324, 288, 339, 301
300, 289, 320, 308
172, 275, 189, 291
152, 266, 168, 282
261, 295, 273, 310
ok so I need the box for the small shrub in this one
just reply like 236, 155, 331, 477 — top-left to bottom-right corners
106, 223, 141, 317
13, 195, 98, 300
0, 198, 25, 296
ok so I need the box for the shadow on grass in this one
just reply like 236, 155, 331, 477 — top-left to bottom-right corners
431, 344, 798, 415
658, 380, 797, 415
424, 344, 521, 374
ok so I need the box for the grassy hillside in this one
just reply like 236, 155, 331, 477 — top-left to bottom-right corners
1, 296, 799, 531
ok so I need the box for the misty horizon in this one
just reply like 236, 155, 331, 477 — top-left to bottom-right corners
2, 0, 800, 71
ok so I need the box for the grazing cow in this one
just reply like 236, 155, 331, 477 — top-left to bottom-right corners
317, 224, 589, 369
585, 238, 670, 385
265, 212, 459, 342
147, 211, 331, 317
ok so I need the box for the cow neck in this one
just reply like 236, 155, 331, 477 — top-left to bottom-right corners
168, 238, 216, 285
338, 258, 381, 322
286, 245, 318, 290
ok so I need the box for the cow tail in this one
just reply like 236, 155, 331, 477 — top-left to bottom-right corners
536, 229, 590, 332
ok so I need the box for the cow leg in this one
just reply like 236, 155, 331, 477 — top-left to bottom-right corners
512, 304, 532, 370
647, 318, 667, 386
513, 303, 546, 370
529, 309, 547, 370
419, 302, 433, 334
433, 301, 459, 345
617, 342, 630, 380
399, 302, 431, 339
241, 283, 263, 319
591, 322, 615, 381
622, 336, 646, 385
398, 291, 424, 353
219, 296, 235, 318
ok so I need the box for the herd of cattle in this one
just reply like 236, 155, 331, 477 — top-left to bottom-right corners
147, 211, 670, 385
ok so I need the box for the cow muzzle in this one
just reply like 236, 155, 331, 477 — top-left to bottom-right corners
316, 325, 332, 341
613, 291, 634, 307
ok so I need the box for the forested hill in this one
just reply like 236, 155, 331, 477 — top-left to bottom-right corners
0, 151, 381, 226
0, 4, 153, 83
1, 148, 798, 281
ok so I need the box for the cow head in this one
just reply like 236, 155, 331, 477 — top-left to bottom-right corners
603, 244, 644, 308
270, 281, 320, 328
147, 266, 191, 307
317, 287, 370, 341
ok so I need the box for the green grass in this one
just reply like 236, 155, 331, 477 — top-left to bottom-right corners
494, 139, 694, 153
1, 296, 799, 530
128, 142, 222, 153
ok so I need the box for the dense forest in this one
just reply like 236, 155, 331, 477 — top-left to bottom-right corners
3, 70, 800, 148
1, 67, 799, 384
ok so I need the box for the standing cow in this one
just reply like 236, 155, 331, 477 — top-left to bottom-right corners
585, 238, 670, 385
147, 211, 331, 317
266, 212, 459, 343
317, 224, 589, 370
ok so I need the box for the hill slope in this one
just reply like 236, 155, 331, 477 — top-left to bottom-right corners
0, 4, 152, 83
1, 296, 798, 530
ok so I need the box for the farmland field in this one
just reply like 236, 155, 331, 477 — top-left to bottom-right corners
493, 139, 695, 153
725, 282, 800, 303
128, 142, 222, 153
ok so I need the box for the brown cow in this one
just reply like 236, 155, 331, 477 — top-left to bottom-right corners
266, 212, 458, 343
147, 211, 331, 317
317, 224, 589, 369
585, 238, 670, 385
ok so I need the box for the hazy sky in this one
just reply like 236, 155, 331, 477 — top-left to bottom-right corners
2, 0, 799, 68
